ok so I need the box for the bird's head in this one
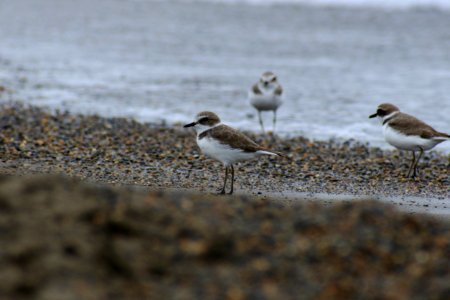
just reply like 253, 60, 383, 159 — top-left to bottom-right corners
259, 71, 278, 89
369, 103, 400, 122
184, 111, 221, 133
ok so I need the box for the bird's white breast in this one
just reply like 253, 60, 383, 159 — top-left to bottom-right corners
249, 90, 282, 111
383, 124, 442, 151
197, 136, 257, 166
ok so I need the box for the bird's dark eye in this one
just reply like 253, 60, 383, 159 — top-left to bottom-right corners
198, 117, 209, 124
377, 109, 386, 116
271, 77, 277, 82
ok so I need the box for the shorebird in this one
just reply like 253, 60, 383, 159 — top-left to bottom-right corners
249, 71, 283, 133
184, 111, 281, 194
369, 103, 450, 178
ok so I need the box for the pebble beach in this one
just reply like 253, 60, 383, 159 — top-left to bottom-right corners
0, 103, 449, 298
1, 0, 450, 298
0, 103, 448, 198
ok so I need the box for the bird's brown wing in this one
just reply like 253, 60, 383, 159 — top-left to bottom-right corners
274, 85, 283, 96
437, 132, 450, 138
388, 113, 440, 139
207, 125, 263, 152
252, 84, 262, 95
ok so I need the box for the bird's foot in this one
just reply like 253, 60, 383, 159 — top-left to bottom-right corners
217, 188, 226, 195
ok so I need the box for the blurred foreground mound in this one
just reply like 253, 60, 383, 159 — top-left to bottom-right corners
0, 175, 448, 300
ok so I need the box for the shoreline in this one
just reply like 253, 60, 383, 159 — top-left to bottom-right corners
2, 0, 450, 153
0, 103, 449, 204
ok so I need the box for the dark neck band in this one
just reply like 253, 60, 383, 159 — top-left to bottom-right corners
198, 130, 210, 140
383, 115, 396, 125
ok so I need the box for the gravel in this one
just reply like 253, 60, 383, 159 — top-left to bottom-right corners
0, 103, 448, 200
0, 103, 449, 299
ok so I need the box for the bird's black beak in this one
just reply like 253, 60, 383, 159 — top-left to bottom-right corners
264, 81, 269, 87
369, 112, 378, 118
183, 122, 197, 128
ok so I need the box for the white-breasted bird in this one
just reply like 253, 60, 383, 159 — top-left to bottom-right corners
184, 111, 281, 194
249, 71, 283, 133
369, 103, 450, 178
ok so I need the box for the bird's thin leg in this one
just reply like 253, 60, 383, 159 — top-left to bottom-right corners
272, 110, 277, 133
258, 111, 265, 133
412, 148, 424, 178
218, 166, 228, 194
228, 165, 235, 195
406, 151, 416, 178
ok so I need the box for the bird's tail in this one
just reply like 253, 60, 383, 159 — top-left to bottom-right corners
257, 150, 284, 157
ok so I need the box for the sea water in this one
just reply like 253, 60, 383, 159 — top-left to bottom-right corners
0, 0, 449, 153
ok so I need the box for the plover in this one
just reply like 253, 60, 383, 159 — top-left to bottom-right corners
249, 71, 283, 133
184, 111, 281, 194
369, 103, 450, 178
